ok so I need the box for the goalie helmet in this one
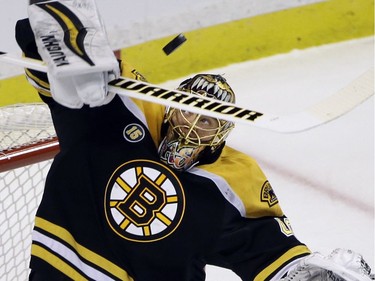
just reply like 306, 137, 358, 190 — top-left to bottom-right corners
158, 74, 236, 171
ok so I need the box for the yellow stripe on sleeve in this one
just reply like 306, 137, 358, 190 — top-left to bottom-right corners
32, 244, 88, 281
35, 217, 134, 281
254, 245, 311, 281
25, 69, 52, 97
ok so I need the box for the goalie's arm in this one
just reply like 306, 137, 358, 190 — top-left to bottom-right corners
15, 18, 53, 101
15, 18, 96, 150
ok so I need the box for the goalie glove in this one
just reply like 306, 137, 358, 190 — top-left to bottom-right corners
281, 249, 374, 281
28, 0, 119, 108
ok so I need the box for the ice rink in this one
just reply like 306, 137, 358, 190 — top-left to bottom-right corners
162, 37, 374, 280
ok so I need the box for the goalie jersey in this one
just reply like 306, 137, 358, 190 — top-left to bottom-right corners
17, 18, 310, 281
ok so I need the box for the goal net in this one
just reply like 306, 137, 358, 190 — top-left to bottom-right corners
0, 103, 59, 281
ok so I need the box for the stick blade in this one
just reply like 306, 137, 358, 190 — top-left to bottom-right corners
256, 68, 374, 133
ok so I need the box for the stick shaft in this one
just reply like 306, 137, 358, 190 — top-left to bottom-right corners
1, 52, 373, 133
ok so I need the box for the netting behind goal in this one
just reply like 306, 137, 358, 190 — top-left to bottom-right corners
0, 103, 59, 281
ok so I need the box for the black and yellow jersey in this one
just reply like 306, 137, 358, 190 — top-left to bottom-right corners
16, 18, 310, 281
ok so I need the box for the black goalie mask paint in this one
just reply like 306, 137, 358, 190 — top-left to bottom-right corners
158, 74, 236, 171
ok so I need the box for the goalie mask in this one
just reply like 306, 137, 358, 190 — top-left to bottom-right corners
158, 74, 236, 171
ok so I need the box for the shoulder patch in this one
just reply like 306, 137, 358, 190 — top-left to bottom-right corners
260, 181, 279, 207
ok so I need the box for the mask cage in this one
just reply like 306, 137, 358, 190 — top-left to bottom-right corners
164, 105, 234, 149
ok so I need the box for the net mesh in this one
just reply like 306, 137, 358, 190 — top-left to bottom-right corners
0, 103, 55, 150
0, 103, 56, 281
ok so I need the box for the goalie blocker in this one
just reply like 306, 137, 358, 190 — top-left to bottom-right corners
27, 0, 120, 108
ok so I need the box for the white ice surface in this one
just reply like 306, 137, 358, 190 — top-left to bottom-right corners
162, 37, 374, 280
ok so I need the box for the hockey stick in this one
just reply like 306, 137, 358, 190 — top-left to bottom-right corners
0, 52, 373, 133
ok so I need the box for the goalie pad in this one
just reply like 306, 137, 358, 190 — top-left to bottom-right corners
282, 249, 374, 281
28, 0, 119, 108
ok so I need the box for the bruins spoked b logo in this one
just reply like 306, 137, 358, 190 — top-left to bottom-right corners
104, 160, 185, 242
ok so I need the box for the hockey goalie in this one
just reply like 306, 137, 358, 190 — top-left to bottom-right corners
15, 0, 374, 280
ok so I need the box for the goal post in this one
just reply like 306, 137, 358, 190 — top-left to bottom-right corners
0, 103, 59, 281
